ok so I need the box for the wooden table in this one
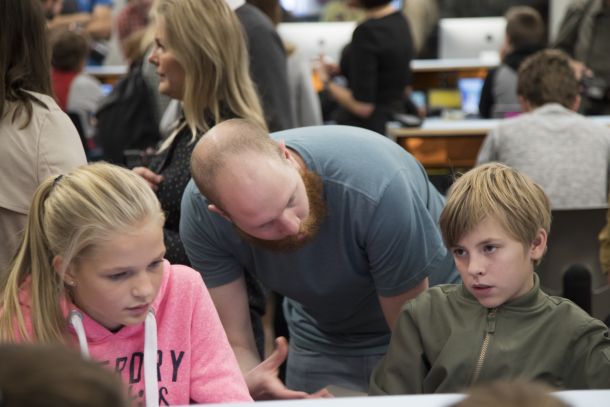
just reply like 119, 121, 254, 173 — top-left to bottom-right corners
88, 58, 496, 88
411, 58, 496, 90
389, 116, 610, 170
388, 119, 500, 169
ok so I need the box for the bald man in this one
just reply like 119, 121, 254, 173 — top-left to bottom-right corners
180, 119, 458, 398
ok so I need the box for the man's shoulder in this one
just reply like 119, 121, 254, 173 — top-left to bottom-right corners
277, 125, 412, 167
181, 179, 211, 218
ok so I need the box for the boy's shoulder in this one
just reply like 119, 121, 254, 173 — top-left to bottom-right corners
405, 284, 464, 312
537, 289, 598, 322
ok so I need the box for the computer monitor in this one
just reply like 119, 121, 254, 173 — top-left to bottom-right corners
439, 17, 506, 61
458, 77, 484, 117
277, 21, 356, 63
427, 88, 461, 116
100, 83, 113, 96
280, 0, 403, 20
410, 90, 426, 111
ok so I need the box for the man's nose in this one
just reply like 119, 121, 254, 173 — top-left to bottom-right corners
279, 211, 301, 236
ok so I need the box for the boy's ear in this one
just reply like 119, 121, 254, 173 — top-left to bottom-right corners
530, 228, 548, 261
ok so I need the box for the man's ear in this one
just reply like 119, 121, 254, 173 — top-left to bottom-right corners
278, 139, 290, 160
530, 228, 548, 261
208, 204, 231, 222
278, 139, 301, 169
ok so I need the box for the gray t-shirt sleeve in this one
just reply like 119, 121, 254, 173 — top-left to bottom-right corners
367, 171, 450, 297
180, 180, 243, 287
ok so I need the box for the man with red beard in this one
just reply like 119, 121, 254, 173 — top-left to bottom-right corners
180, 118, 458, 399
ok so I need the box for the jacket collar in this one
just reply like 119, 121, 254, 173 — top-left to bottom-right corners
460, 272, 546, 310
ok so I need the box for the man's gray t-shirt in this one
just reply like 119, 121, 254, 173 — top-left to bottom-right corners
181, 125, 458, 355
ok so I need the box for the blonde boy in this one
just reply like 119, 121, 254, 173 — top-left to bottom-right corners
369, 163, 610, 394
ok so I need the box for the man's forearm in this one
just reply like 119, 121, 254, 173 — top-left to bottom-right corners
232, 343, 262, 375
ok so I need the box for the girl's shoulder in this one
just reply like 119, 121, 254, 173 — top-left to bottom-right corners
154, 262, 210, 319
166, 262, 203, 285
161, 261, 207, 302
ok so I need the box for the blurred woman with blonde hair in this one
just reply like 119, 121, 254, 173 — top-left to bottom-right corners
133, 0, 266, 266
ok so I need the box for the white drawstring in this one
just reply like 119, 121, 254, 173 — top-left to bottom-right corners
144, 309, 159, 407
69, 310, 90, 359
69, 308, 159, 407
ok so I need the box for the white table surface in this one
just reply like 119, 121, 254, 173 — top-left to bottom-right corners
188, 390, 610, 407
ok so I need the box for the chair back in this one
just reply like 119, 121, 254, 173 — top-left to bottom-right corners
536, 206, 610, 320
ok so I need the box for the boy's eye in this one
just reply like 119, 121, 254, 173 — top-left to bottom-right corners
452, 248, 466, 257
483, 245, 497, 253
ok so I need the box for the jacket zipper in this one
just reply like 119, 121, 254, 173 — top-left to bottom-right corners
471, 307, 497, 385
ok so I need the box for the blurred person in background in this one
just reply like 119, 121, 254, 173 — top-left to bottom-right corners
0, 0, 86, 277
50, 29, 104, 146
479, 6, 546, 118
316, 0, 414, 136
554, 0, 610, 115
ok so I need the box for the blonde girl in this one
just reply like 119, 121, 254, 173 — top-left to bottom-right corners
0, 163, 251, 406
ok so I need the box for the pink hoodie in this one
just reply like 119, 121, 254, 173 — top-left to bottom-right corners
16, 261, 252, 406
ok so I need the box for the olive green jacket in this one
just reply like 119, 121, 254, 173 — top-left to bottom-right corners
369, 274, 610, 394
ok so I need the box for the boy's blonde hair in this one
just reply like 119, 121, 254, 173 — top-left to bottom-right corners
0, 163, 164, 344
440, 163, 551, 250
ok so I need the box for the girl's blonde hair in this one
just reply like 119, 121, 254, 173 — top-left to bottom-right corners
0, 163, 164, 343
155, 0, 267, 151
440, 163, 551, 250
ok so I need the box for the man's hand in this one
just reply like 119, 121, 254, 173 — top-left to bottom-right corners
132, 167, 163, 191
246, 337, 333, 400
